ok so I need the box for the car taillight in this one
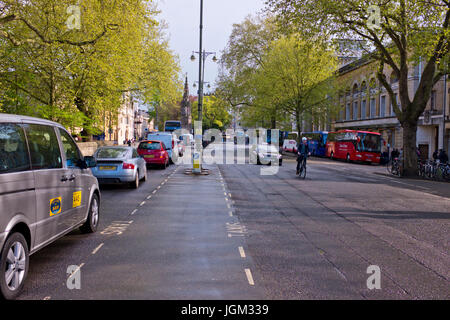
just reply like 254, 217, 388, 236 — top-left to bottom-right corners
123, 163, 135, 170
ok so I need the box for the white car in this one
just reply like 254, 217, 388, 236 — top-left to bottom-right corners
251, 144, 283, 166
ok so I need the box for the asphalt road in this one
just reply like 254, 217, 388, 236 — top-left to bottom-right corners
219, 154, 450, 299
17, 144, 449, 300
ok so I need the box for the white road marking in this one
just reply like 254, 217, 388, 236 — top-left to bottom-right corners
157, 186, 161, 189
239, 246, 246, 258
131, 209, 138, 215
229, 211, 233, 217
224, 192, 227, 196
227, 203, 231, 209
140, 201, 146, 207
152, 190, 157, 194
228, 193, 232, 198
92, 243, 104, 255
147, 195, 152, 200
68, 263, 85, 278
245, 268, 255, 285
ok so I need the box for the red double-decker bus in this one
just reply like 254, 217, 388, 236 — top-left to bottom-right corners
325, 130, 382, 164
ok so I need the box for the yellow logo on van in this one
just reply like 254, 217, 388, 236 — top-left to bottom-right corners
73, 191, 82, 208
50, 197, 62, 216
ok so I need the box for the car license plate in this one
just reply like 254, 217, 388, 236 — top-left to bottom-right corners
144, 155, 155, 158
99, 166, 116, 171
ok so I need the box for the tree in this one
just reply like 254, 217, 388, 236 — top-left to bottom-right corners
256, 35, 337, 137
267, 0, 450, 176
216, 15, 283, 128
192, 95, 231, 131
0, 0, 182, 138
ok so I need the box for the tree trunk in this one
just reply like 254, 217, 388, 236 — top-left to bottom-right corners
401, 122, 418, 177
295, 109, 302, 144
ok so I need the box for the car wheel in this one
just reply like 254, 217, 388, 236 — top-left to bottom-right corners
279, 159, 283, 166
80, 193, 100, 234
131, 172, 139, 189
0, 232, 29, 300
256, 155, 261, 165
142, 168, 148, 182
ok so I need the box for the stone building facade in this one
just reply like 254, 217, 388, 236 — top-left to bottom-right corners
333, 57, 450, 159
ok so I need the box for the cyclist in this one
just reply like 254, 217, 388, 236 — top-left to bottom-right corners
296, 137, 310, 175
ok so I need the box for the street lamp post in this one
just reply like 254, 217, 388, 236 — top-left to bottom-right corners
189, 0, 217, 174
191, 51, 217, 122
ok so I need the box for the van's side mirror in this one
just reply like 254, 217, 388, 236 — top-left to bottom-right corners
83, 156, 97, 168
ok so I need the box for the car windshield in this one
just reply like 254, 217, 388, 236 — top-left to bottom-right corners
96, 148, 129, 158
139, 142, 161, 150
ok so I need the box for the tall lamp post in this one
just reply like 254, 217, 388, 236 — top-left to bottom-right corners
189, 0, 217, 173
191, 52, 217, 122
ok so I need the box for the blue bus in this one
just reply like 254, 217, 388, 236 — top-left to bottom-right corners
164, 120, 182, 133
302, 131, 328, 157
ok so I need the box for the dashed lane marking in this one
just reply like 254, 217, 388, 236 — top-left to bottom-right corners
245, 268, 255, 285
131, 209, 138, 215
140, 201, 146, 207
239, 246, 246, 258
92, 243, 104, 255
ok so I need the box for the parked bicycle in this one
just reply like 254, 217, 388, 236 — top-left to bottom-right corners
387, 157, 401, 177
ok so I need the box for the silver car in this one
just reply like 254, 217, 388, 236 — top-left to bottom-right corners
91, 146, 147, 188
0, 113, 100, 299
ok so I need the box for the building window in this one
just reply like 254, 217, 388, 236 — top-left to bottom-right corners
346, 103, 350, 120
391, 94, 398, 116
361, 100, 366, 119
353, 101, 358, 120
370, 98, 376, 118
431, 90, 436, 110
380, 96, 386, 117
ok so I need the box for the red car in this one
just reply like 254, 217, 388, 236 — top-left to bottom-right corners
137, 140, 170, 169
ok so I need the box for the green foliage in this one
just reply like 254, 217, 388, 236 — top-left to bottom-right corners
267, 0, 449, 175
216, 15, 337, 131
0, 0, 181, 136
192, 96, 232, 131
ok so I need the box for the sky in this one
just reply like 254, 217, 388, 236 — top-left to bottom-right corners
158, 0, 265, 95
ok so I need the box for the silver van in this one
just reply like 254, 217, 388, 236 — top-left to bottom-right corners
0, 114, 100, 299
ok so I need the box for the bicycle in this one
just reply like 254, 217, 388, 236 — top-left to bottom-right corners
297, 156, 307, 179
388, 157, 401, 177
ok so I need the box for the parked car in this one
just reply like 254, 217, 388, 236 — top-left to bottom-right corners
147, 132, 180, 163
0, 114, 100, 299
137, 140, 170, 169
283, 139, 297, 153
91, 146, 147, 188
251, 143, 283, 166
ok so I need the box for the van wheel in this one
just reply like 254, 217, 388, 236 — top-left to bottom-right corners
346, 154, 351, 162
330, 152, 334, 160
0, 232, 29, 300
80, 194, 100, 234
